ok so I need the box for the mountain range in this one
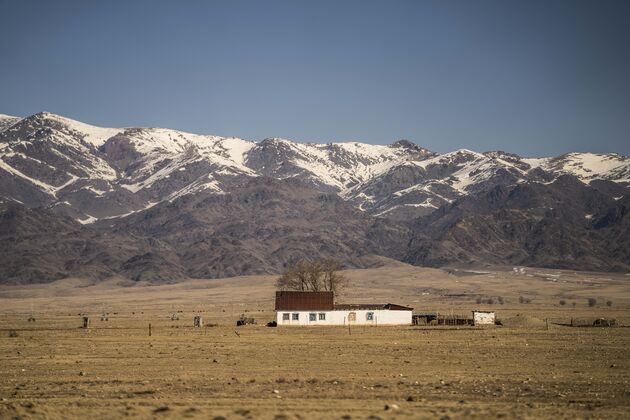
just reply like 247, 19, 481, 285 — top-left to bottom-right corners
1, 112, 628, 284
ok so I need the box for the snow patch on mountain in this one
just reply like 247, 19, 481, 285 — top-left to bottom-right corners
524, 153, 630, 183
214, 137, 257, 167
0, 114, 21, 132
248, 138, 427, 191
36, 112, 123, 147
0, 159, 57, 195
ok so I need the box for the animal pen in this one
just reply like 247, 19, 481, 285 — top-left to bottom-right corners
413, 313, 472, 326
413, 311, 497, 326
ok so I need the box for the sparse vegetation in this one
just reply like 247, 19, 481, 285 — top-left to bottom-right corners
475, 296, 502, 305
606, 300, 613, 307
559, 300, 566, 306
0, 264, 627, 419
519, 296, 532, 304
588, 297, 597, 307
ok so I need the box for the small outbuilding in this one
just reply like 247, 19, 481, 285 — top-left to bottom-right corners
472, 310, 496, 326
275, 291, 413, 326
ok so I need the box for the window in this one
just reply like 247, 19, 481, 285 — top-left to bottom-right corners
366, 312, 374, 321
282, 313, 290, 321
309, 313, 316, 321
292, 313, 299, 320
319, 313, 326, 320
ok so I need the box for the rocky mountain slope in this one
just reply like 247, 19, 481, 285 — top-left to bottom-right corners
0, 112, 628, 283
405, 176, 630, 271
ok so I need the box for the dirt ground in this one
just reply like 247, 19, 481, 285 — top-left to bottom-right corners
1, 260, 629, 419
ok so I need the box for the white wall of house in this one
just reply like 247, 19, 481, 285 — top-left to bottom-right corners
276, 309, 412, 326
472, 311, 496, 325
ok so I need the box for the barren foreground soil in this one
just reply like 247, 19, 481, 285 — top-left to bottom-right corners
1, 261, 629, 419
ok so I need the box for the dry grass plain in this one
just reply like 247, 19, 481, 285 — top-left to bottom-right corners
1, 259, 629, 419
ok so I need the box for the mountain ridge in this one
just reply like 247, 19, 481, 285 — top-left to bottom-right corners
1, 112, 627, 224
0, 112, 628, 283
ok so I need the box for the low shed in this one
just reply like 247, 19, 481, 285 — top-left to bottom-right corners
472, 310, 496, 326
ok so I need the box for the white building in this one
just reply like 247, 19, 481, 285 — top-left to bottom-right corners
275, 291, 412, 326
472, 310, 496, 326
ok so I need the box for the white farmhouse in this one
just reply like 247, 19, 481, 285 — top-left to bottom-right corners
275, 291, 413, 326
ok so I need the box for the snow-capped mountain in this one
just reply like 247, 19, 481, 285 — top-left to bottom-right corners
342, 148, 629, 220
1, 112, 629, 283
1, 112, 628, 224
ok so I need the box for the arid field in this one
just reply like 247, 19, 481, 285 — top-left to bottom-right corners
1, 260, 629, 419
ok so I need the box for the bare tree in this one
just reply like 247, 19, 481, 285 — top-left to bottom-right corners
276, 259, 347, 293
276, 260, 311, 291
320, 258, 347, 294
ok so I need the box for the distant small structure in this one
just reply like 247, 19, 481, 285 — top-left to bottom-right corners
236, 314, 255, 326
170, 305, 179, 321
570, 317, 618, 327
193, 316, 203, 328
512, 267, 526, 275
593, 318, 616, 327
472, 310, 496, 326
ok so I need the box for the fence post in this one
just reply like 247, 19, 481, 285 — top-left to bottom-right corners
149, 323, 152, 337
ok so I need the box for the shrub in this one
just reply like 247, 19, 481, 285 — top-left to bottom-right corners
587, 298, 597, 307
486, 298, 495, 305
519, 296, 531, 304
475, 297, 483, 304
8, 330, 18, 338
559, 300, 566, 306
497, 296, 504, 305
606, 300, 612, 307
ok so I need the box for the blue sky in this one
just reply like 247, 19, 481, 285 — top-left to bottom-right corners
1, 0, 628, 156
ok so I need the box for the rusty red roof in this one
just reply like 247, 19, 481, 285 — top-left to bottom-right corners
275, 291, 334, 311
